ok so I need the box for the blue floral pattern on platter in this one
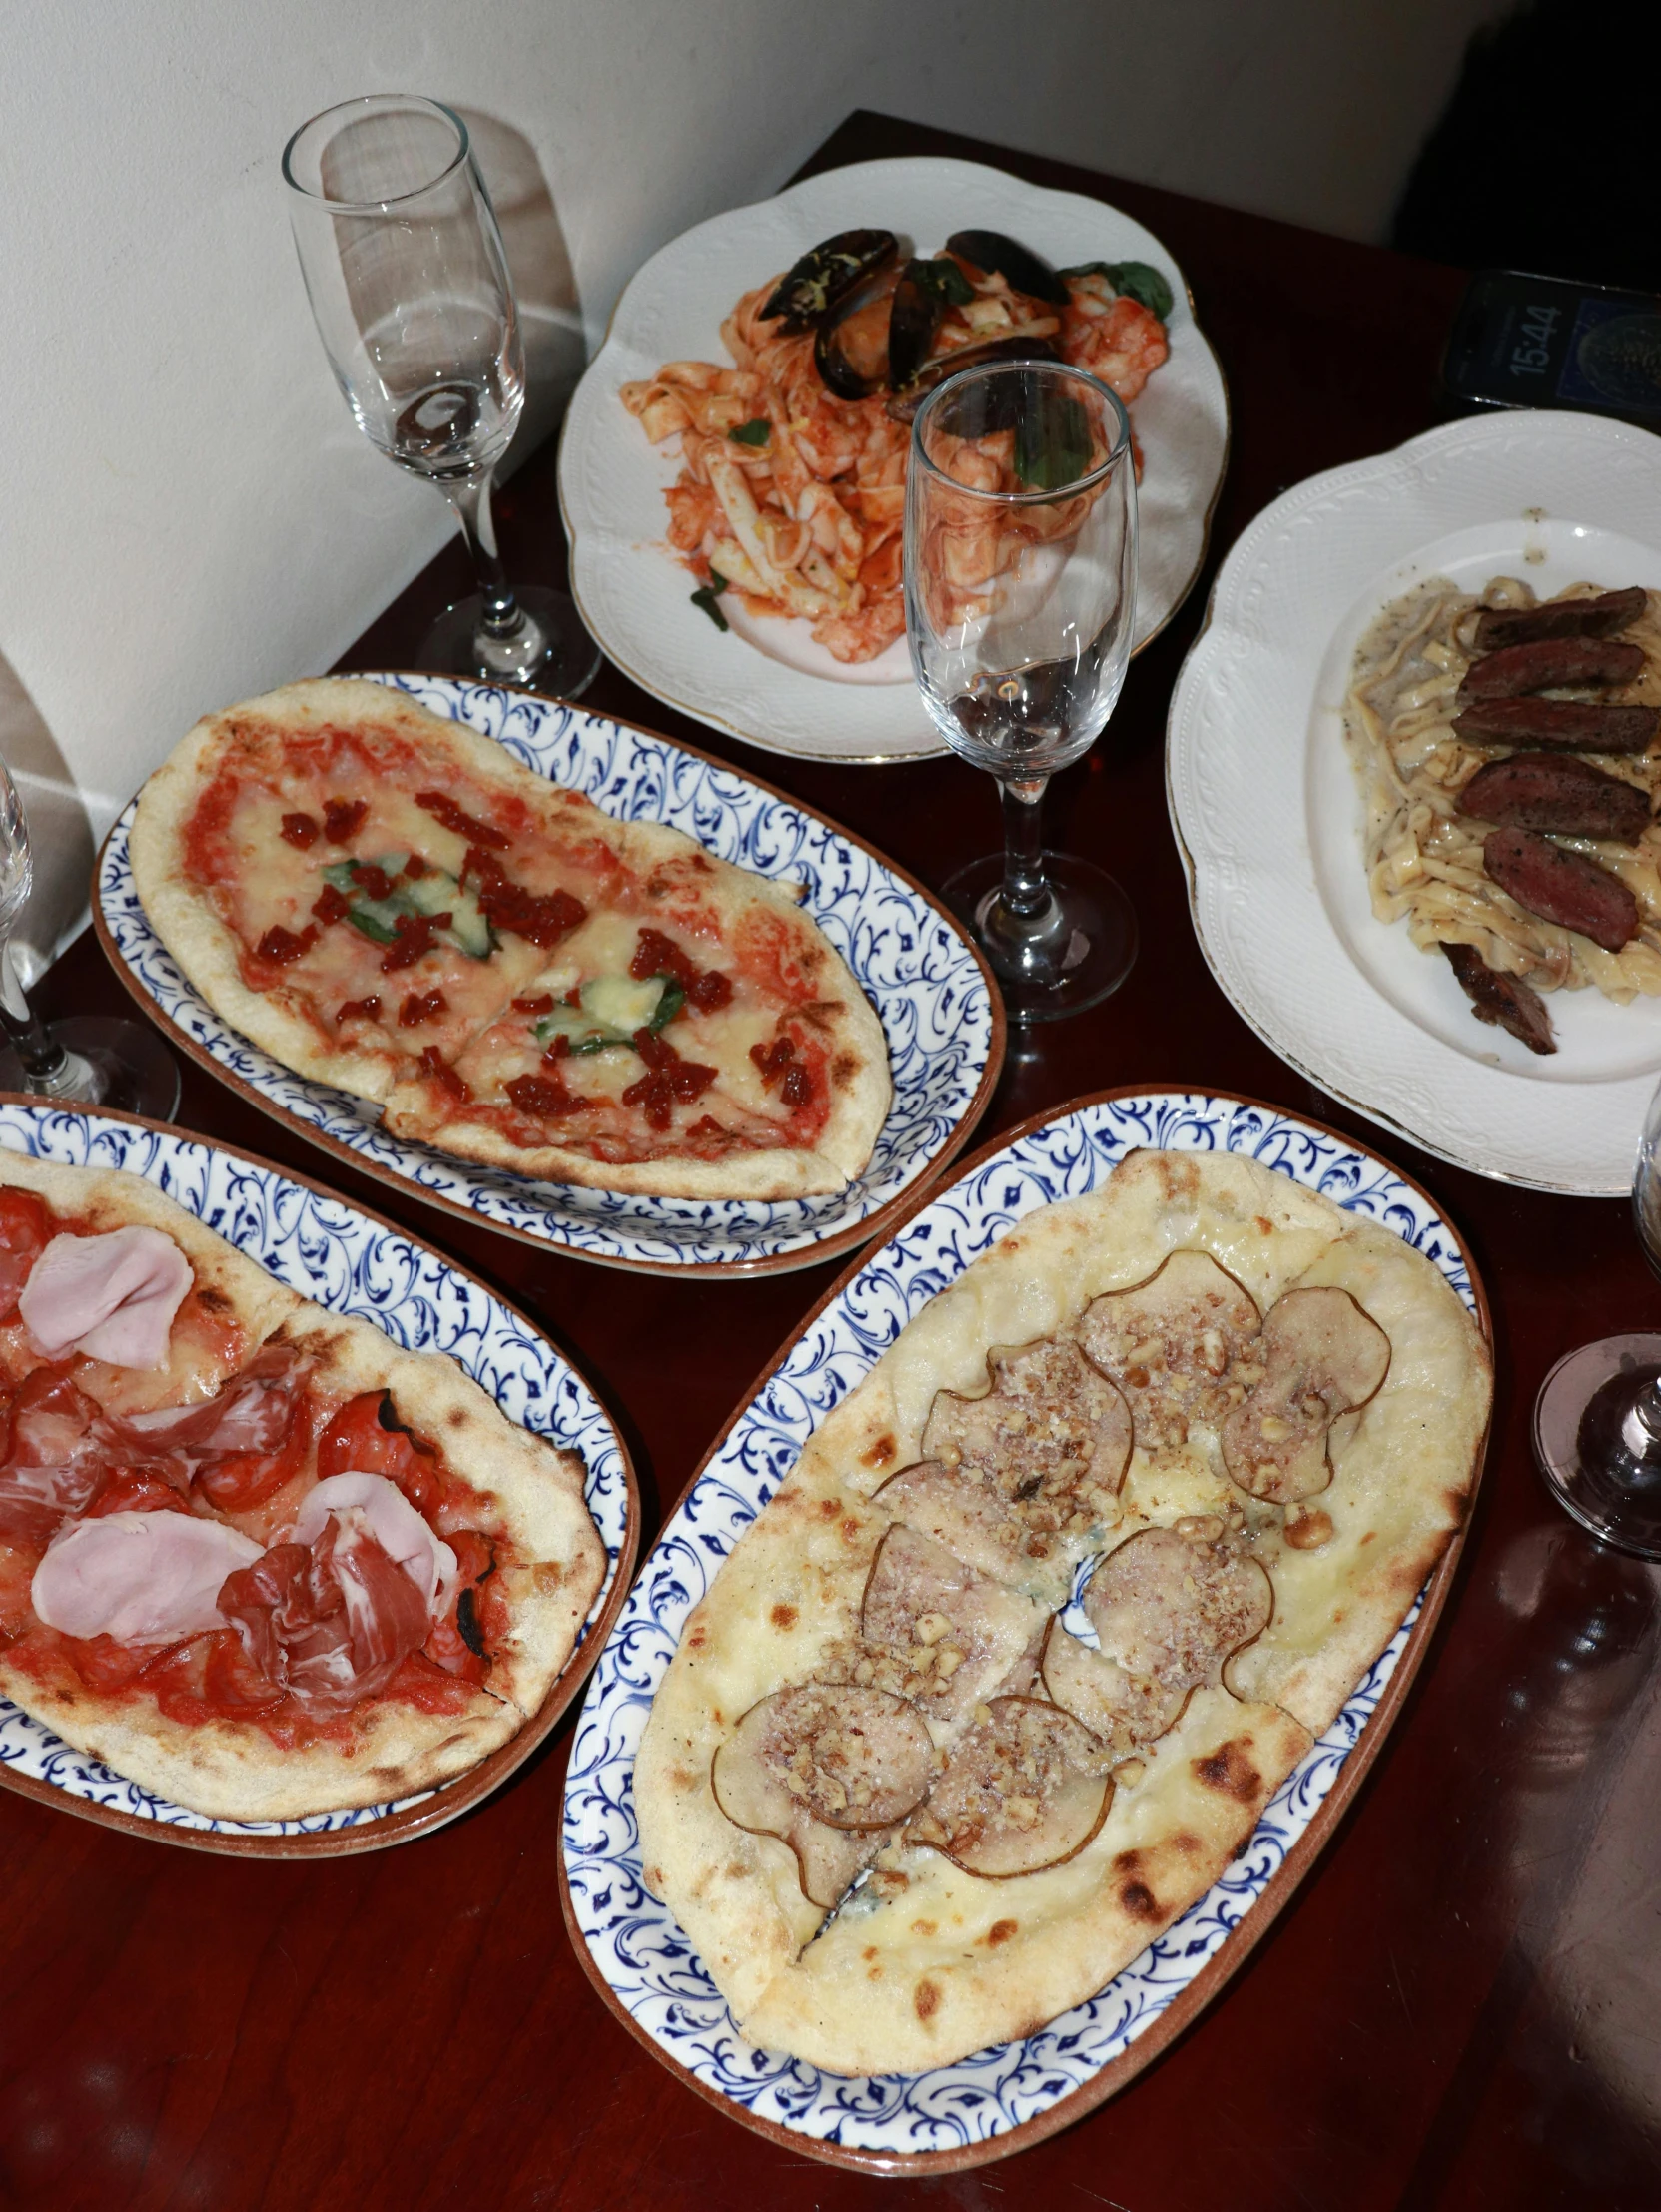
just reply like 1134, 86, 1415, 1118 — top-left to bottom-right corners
0, 1105, 630, 1840
563, 1093, 1476, 2159
97, 677, 995, 1272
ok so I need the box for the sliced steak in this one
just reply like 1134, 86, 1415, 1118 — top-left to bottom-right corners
1472, 587, 1648, 651
1452, 698, 1659, 754
1483, 827, 1641, 951
1456, 753, 1651, 842
1459, 637, 1645, 700
1442, 943, 1557, 1055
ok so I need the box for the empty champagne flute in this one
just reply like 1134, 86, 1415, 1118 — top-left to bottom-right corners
283, 94, 599, 695
905, 358, 1138, 1021
1534, 1072, 1661, 1559
0, 758, 179, 1116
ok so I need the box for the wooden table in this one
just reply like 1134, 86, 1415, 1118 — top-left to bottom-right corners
5, 110, 1658, 2210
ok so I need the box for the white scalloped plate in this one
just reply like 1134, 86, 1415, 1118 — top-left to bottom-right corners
96, 677, 1002, 1276
558, 155, 1229, 762
1168, 407, 1661, 1195
0, 1101, 638, 1857
559, 1089, 1490, 2173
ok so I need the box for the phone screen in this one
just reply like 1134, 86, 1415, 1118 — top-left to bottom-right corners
1442, 271, 1661, 425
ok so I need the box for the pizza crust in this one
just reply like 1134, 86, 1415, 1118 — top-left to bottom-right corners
130, 678, 892, 1199
635, 1147, 1491, 2071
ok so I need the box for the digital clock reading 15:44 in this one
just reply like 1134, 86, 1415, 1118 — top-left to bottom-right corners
1509, 303, 1560, 376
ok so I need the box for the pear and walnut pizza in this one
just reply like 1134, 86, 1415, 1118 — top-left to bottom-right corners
129, 678, 891, 1200
634, 1148, 1490, 2076
0, 1149, 605, 1821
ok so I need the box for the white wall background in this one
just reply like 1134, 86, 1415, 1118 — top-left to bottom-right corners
0, 0, 1502, 969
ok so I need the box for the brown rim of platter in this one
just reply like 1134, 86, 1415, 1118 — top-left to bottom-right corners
92, 687, 1008, 1280
0, 1093, 641, 1861
556, 1082, 1495, 2176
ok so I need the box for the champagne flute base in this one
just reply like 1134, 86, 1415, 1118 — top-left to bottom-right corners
1533, 1333, 1661, 1561
0, 1018, 181, 1123
940, 852, 1137, 1024
421, 586, 601, 698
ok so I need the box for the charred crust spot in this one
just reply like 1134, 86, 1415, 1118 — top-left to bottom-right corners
1195, 1739, 1262, 1803
456, 1587, 486, 1657
862, 1945, 879, 1962
914, 1978, 942, 2021
841, 1518, 862, 1542
195, 1287, 233, 1314
1359, 1530, 1376, 1546
911, 1918, 938, 1937
1174, 1831, 1201, 1856
1443, 1488, 1469, 1524
687, 1626, 708, 1650
377, 1392, 408, 1433
1255, 1216, 1273, 1234
1155, 1157, 1201, 1203
831, 1054, 858, 1087
819, 1498, 842, 1519
1120, 1880, 1161, 1921
860, 1434, 897, 1470
986, 1918, 1018, 1946
769, 1604, 798, 1630
445, 1407, 465, 1428
1113, 1847, 1143, 1873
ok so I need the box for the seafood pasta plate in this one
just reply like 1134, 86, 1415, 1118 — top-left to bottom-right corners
559, 156, 1229, 763
0, 1101, 638, 1857
96, 676, 1002, 1277
1169, 409, 1661, 1195
560, 1090, 1490, 2174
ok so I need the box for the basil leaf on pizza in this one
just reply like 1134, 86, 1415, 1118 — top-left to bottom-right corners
0, 1151, 605, 1822
128, 679, 892, 1201
633, 1149, 1491, 2075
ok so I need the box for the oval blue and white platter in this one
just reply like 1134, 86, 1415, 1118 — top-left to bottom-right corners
0, 1102, 636, 1854
561, 1090, 1486, 2168
96, 678, 1001, 1276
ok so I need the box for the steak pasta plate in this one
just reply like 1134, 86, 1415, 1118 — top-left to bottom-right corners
1168, 407, 1661, 1194
560, 1090, 1491, 2174
559, 155, 1228, 763
97, 676, 1001, 1277
0, 1101, 637, 1857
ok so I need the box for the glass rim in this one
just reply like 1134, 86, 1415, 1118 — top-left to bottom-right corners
281, 94, 470, 214
908, 358, 1133, 506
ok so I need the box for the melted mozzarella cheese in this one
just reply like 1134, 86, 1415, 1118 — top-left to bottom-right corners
19, 1228, 193, 1368
32, 1512, 263, 1643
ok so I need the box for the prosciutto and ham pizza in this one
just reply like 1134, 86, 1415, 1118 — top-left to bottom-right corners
129, 679, 891, 1200
633, 1148, 1490, 2075
0, 1150, 605, 1821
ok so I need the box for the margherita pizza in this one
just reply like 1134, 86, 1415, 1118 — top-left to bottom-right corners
0, 1149, 605, 1821
129, 679, 891, 1200
634, 1148, 1490, 2075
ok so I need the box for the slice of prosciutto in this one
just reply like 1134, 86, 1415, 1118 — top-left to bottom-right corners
218, 1474, 456, 1714
115, 1343, 306, 1460
32, 1510, 263, 1644
19, 1228, 193, 1369
0, 1369, 115, 1545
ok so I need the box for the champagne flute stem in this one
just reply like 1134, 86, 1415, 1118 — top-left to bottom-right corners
0, 942, 69, 1085
999, 775, 1053, 919
444, 471, 522, 638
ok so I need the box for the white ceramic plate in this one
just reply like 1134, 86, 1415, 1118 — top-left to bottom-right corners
1168, 408, 1661, 1195
560, 1090, 1487, 2171
97, 677, 1001, 1277
0, 1102, 637, 1855
559, 155, 1229, 763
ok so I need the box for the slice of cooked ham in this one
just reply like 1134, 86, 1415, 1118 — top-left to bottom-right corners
19, 1228, 193, 1369
32, 1510, 263, 1643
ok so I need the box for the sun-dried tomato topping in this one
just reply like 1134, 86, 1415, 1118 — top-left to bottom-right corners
256, 923, 318, 966
323, 798, 368, 842
542, 1033, 572, 1063
629, 926, 732, 1014
196, 1390, 313, 1512
403, 853, 427, 878
0, 1188, 49, 1322
624, 1028, 717, 1129
281, 812, 320, 848
512, 994, 554, 1015
749, 1035, 795, 1085
399, 989, 447, 1027
462, 848, 586, 950
417, 791, 509, 850
782, 1063, 812, 1108
505, 1072, 592, 1118
337, 996, 382, 1024
564, 984, 583, 1006
317, 1391, 440, 1518
417, 1046, 470, 1100
350, 861, 395, 900
312, 883, 351, 925
425, 1529, 495, 1680
381, 912, 440, 972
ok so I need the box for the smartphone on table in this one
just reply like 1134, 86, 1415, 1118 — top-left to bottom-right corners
1441, 269, 1661, 427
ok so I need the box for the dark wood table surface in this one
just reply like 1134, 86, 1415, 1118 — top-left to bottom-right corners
5, 109, 1658, 2211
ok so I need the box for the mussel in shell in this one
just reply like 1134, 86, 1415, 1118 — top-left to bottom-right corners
760, 229, 897, 332
885, 332, 1063, 422
814, 262, 902, 399
945, 229, 1070, 307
